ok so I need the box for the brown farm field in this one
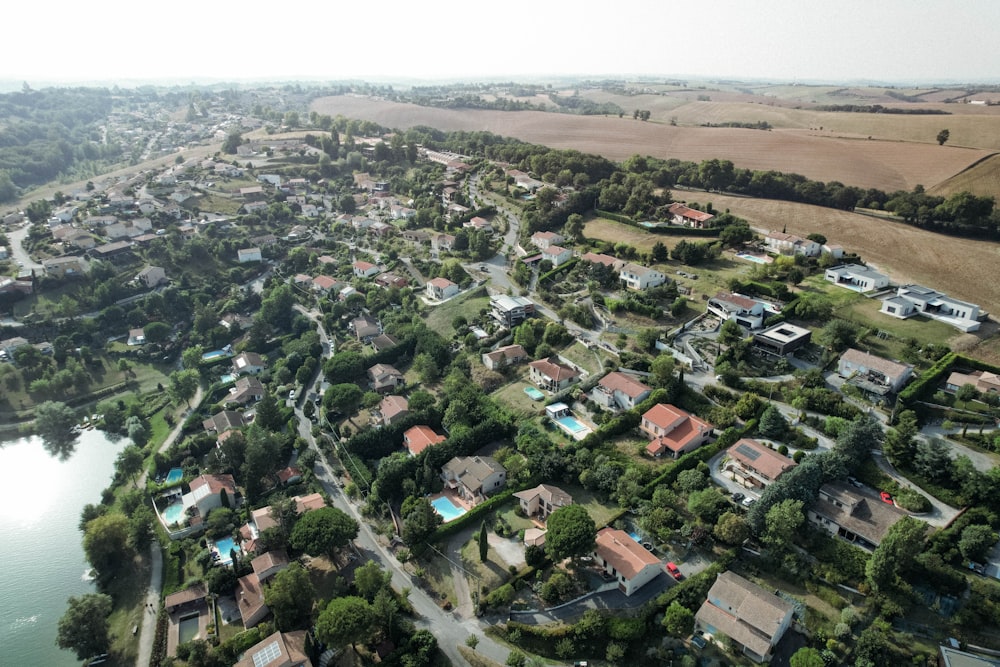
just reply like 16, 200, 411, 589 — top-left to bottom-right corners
929, 153, 1000, 200
702, 193, 1000, 313
311, 96, 993, 192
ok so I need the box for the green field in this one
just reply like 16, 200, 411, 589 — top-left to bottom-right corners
424, 288, 490, 337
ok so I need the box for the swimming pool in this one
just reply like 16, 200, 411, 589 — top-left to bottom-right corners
212, 536, 240, 565
201, 349, 230, 361
431, 496, 467, 522
162, 502, 185, 526
523, 386, 545, 401
178, 614, 200, 645
165, 468, 183, 485
220, 373, 235, 384
629, 531, 643, 543
736, 253, 771, 264
557, 416, 588, 433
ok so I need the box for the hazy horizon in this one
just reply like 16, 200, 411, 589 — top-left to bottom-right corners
5, 0, 998, 87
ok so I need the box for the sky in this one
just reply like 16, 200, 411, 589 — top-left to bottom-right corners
4, 0, 1000, 86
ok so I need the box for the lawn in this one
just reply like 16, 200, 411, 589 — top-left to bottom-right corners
413, 550, 457, 608
459, 536, 514, 592
491, 370, 547, 418
557, 341, 603, 376
106, 554, 149, 666
424, 288, 491, 337
559, 484, 623, 528
833, 295, 959, 352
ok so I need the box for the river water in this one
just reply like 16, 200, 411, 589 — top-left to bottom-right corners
0, 429, 128, 666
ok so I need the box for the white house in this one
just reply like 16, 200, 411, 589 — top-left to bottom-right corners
695, 571, 794, 663
528, 357, 581, 392
707, 291, 766, 330
232, 352, 266, 376
490, 294, 535, 327
590, 371, 652, 411
238, 248, 262, 263
482, 344, 528, 371
593, 528, 663, 596
837, 348, 914, 394
425, 277, 459, 300
513, 484, 572, 519
824, 264, 889, 292
764, 231, 821, 257
541, 245, 573, 267
352, 261, 380, 278
619, 263, 666, 290
880, 284, 982, 332
531, 231, 565, 250
135, 266, 167, 288
182, 474, 237, 518
441, 456, 506, 505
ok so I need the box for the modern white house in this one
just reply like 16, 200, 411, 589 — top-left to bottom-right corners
880, 284, 982, 332
695, 571, 794, 663
490, 294, 535, 327
837, 348, 914, 394
619, 263, 666, 290
824, 264, 889, 292
593, 528, 663, 596
707, 291, 766, 329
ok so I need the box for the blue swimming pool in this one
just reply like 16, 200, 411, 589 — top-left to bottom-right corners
431, 496, 467, 522
557, 416, 588, 433
523, 386, 545, 401
212, 536, 240, 565
220, 373, 235, 384
201, 349, 230, 361
737, 253, 770, 264
165, 468, 183, 485
629, 531, 642, 544
162, 502, 185, 526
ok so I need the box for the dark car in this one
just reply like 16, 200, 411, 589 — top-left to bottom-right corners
731, 492, 745, 503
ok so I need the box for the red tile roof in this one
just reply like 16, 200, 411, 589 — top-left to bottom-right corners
668, 202, 714, 222
598, 371, 652, 399
404, 425, 446, 456
595, 528, 661, 579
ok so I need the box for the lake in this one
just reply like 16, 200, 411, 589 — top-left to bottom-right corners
0, 429, 128, 666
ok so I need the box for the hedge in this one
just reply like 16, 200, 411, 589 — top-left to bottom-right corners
538, 258, 577, 284
431, 488, 516, 541
898, 352, 957, 408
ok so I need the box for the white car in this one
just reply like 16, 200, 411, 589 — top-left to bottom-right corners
288, 390, 296, 400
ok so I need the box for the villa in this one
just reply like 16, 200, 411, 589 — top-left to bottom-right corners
234, 630, 312, 667
641, 404, 713, 459
764, 231, 821, 257
880, 284, 982, 332
807, 482, 908, 551
379, 395, 409, 426
352, 316, 381, 342
237, 247, 262, 263
529, 357, 581, 392
425, 277, 459, 300
292, 493, 327, 514
708, 291, 766, 330
726, 439, 797, 490
490, 294, 535, 327
837, 349, 913, 395
580, 252, 624, 270
541, 244, 573, 267
946, 369, 1000, 395
514, 484, 572, 519
367, 363, 405, 393
226, 376, 265, 406
668, 203, 715, 228
593, 528, 663, 596
203, 410, 249, 434
128, 327, 146, 346
232, 352, 266, 376
619, 263, 666, 290
695, 571, 794, 663
441, 456, 507, 505
531, 230, 565, 249
752, 323, 812, 357
352, 260, 380, 278
824, 264, 890, 292
482, 344, 528, 371
184, 474, 237, 518
403, 425, 446, 457
590, 371, 652, 411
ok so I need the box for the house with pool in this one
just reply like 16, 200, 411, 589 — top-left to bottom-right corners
546, 402, 593, 440
159, 473, 238, 540
529, 356, 581, 392
441, 456, 506, 506
593, 527, 664, 596
165, 583, 210, 657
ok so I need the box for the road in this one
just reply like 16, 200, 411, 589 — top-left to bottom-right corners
6, 223, 43, 270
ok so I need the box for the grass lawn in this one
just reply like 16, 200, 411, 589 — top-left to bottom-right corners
106, 554, 150, 665
497, 503, 538, 535
491, 370, 547, 418
834, 297, 959, 357
611, 433, 659, 466
459, 537, 513, 592
424, 288, 491, 338
557, 341, 604, 376
549, 484, 623, 528
414, 550, 457, 607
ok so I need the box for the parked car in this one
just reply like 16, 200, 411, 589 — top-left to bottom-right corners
666, 562, 683, 580
731, 492, 745, 503
879, 491, 893, 504
742, 496, 756, 508
691, 636, 707, 649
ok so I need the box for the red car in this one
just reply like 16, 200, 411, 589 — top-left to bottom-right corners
879, 491, 894, 504
666, 562, 683, 580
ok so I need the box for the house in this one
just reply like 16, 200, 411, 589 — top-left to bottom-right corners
513, 484, 572, 519
482, 344, 528, 371
339, 286, 359, 301
276, 467, 302, 485
507, 169, 545, 191
379, 395, 409, 426
183, 474, 237, 517
490, 294, 535, 327
726, 439, 797, 489
590, 371, 652, 411
464, 216, 493, 232
238, 248, 263, 263
580, 252, 625, 270
352, 260, 380, 278
838, 349, 914, 395
938, 644, 1000, 667
235, 573, 269, 628
541, 244, 573, 267
593, 528, 663, 596
764, 231, 821, 257
402, 230, 430, 244
881, 284, 982, 332
92, 240, 133, 259
135, 266, 167, 288
528, 357, 581, 392
426, 277, 459, 301
234, 630, 312, 667
808, 482, 908, 551
352, 218, 376, 232
292, 493, 327, 514
695, 571, 794, 663
227, 376, 265, 406
531, 230, 565, 250
441, 456, 507, 505
374, 272, 408, 289
668, 202, 715, 228
202, 410, 248, 433
370, 333, 400, 353
619, 263, 667, 290
352, 316, 381, 342
946, 369, 1000, 395
240, 185, 265, 199
165, 583, 208, 615
127, 328, 146, 346
252, 549, 290, 583
311, 275, 339, 294
824, 264, 889, 292
42, 256, 86, 279
403, 425, 446, 457
708, 291, 766, 330
233, 352, 266, 376
752, 323, 812, 357
641, 403, 713, 458
368, 363, 405, 393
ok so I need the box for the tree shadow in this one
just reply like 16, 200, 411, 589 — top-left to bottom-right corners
43, 433, 80, 461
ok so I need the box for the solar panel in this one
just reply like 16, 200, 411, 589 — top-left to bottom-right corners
735, 443, 761, 460
252, 641, 281, 667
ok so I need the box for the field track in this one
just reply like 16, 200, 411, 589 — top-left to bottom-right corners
311, 96, 991, 192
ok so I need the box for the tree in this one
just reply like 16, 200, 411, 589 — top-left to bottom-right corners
959, 524, 998, 563
290, 507, 359, 558
402, 497, 442, 547
884, 410, 919, 461
56, 593, 112, 660
168, 369, 200, 407
650, 354, 676, 388
956, 383, 980, 403
116, 445, 144, 486
676, 469, 708, 493
687, 488, 730, 523
757, 404, 788, 439
324, 383, 363, 415
937, 129, 950, 146
354, 560, 391, 600
254, 391, 283, 432
718, 318, 744, 346
662, 601, 695, 637
83, 513, 131, 575
34, 400, 78, 459
762, 499, 804, 555
411, 353, 441, 384
143, 321, 170, 344
714, 511, 750, 545
264, 563, 315, 631
222, 131, 243, 154
316, 596, 373, 651
182, 345, 204, 370
478, 520, 489, 563
545, 504, 596, 562
816, 319, 858, 352
866, 516, 927, 592
790, 647, 825, 667
913, 437, 952, 483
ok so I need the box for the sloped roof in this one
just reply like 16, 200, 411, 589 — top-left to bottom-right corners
696, 571, 793, 658
728, 438, 797, 480
594, 528, 661, 579
403, 425, 446, 456
529, 357, 580, 382
598, 371, 652, 399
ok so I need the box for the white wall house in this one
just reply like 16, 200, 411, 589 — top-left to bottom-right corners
824, 264, 889, 292
880, 284, 982, 332
619, 263, 666, 290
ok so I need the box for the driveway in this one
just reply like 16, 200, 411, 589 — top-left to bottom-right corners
510, 572, 674, 625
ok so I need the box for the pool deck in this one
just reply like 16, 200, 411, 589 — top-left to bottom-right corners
167, 604, 210, 656
430, 489, 474, 515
